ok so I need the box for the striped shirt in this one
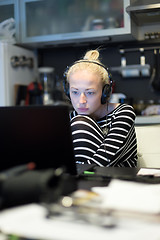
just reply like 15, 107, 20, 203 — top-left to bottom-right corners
70, 104, 137, 167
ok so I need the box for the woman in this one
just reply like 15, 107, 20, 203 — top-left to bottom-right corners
64, 49, 137, 167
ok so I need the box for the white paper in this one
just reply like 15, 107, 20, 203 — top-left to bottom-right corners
137, 168, 160, 177
92, 179, 160, 214
0, 204, 160, 240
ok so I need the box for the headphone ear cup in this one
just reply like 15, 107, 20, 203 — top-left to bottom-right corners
101, 84, 112, 104
63, 66, 71, 100
63, 78, 70, 100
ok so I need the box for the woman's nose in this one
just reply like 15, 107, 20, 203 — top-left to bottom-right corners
79, 92, 87, 103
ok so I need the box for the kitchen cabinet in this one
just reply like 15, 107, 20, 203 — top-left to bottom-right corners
127, 0, 160, 41
19, 0, 135, 47
136, 124, 160, 168
0, 0, 20, 42
0, 0, 14, 22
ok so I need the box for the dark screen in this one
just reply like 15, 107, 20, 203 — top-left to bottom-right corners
0, 105, 77, 175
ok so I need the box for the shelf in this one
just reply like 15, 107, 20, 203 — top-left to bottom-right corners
110, 64, 150, 77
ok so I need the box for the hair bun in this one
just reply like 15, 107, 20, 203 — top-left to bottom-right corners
84, 50, 100, 61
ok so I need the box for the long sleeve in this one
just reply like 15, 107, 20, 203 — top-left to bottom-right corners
70, 104, 137, 167
94, 104, 137, 167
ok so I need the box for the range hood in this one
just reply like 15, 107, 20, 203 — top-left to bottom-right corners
126, 0, 160, 41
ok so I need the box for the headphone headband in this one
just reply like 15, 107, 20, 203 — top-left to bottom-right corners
73, 60, 108, 70
64, 60, 112, 84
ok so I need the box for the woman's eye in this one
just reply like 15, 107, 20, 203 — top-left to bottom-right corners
87, 91, 95, 95
71, 90, 78, 95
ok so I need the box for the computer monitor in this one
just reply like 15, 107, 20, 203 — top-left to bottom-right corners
0, 105, 77, 175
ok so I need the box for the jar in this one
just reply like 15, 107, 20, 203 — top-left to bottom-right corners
134, 100, 146, 115
91, 19, 104, 30
38, 67, 54, 105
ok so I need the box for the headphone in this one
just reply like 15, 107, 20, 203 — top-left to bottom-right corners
63, 60, 113, 105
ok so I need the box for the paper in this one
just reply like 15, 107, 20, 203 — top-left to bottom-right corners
92, 179, 160, 214
137, 168, 160, 177
0, 203, 160, 240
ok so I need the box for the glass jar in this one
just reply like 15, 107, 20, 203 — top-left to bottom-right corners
38, 67, 54, 105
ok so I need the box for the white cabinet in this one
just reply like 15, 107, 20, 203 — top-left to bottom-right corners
19, 0, 134, 47
0, 0, 20, 42
0, 0, 15, 21
136, 124, 160, 168
0, 0, 136, 47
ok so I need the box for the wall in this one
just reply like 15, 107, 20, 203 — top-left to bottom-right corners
37, 40, 160, 106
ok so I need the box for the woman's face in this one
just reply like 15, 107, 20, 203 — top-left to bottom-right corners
69, 69, 103, 119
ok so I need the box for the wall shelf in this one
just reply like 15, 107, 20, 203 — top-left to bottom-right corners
110, 64, 151, 77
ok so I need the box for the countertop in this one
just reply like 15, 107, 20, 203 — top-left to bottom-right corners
135, 115, 160, 125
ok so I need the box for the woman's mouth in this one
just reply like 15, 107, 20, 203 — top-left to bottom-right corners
77, 108, 88, 113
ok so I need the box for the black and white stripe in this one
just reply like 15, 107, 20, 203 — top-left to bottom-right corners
70, 104, 137, 167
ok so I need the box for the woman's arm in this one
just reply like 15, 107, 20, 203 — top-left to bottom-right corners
70, 104, 137, 167
95, 104, 137, 167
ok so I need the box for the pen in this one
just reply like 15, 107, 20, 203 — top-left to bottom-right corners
83, 171, 95, 175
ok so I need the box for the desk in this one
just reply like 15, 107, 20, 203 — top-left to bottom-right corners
78, 166, 160, 190
77, 166, 138, 190
0, 167, 160, 240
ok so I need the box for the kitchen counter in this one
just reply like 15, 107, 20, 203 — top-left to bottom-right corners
135, 115, 160, 125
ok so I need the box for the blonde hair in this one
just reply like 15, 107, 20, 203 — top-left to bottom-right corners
66, 49, 110, 86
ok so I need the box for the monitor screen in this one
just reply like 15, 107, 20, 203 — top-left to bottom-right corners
0, 105, 77, 175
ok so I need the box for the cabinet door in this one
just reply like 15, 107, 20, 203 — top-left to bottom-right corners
0, 0, 20, 42
0, 0, 14, 22
20, 0, 131, 46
